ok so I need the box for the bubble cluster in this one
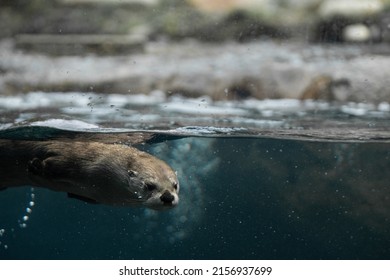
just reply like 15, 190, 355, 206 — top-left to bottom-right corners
0, 219, 6, 250
18, 188, 36, 229
0, 228, 5, 249
1, 187, 36, 250
133, 137, 219, 245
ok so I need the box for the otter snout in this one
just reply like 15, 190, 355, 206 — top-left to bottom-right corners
160, 190, 175, 204
144, 189, 178, 210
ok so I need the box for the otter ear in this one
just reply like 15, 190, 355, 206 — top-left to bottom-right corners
128, 170, 138, 177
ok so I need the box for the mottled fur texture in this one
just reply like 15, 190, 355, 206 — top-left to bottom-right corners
0, 140, 179, 210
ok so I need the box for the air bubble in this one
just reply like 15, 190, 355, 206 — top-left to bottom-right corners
23, 216, 29, 222
26, 208, 32, 213
179, 215, 188, 223
29, 201, 35, 207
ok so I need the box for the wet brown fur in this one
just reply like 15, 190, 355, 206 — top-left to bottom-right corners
0, 140, 179, 209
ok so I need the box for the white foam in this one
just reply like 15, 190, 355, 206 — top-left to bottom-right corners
229, 117, 285, 128
241, 98, 303, 111
341, 106, 367, 116
30, 119, 99, 130
0, 96, 26, 109
341, 102, 375, 116
0, 92, 94, 109
378, 102, 390, 112
175, 126, 246, 135
0, 123, 13, 130
161, 97, 247, 115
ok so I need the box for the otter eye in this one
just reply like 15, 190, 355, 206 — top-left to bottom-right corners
173, 183, 178, 190
128, 170, 138, 177
145, 183, 157, 192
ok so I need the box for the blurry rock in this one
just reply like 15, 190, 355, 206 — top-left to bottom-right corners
342, 23, 372, 42
318, 0, 384, 18
313, 0, 387, 43
222, 10, 287, 42
188, 0, 272, 14
60, 0, 159, 5
377, 12, 390, 43
300, 75, 350, 101
301, 75, 333, 100
15, 34, 146, 55
153, 1, 286, 42
214, 78, 264, 100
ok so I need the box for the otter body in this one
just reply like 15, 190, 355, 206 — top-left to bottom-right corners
0, 140, 179, 210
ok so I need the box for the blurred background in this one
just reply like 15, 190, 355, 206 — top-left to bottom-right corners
1, 0, 390, 103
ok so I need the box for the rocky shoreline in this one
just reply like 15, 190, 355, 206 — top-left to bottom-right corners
1, 38, 390, 103
1, 0, 390, 103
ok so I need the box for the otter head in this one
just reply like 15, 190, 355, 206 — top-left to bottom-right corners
127, 150, 179, 210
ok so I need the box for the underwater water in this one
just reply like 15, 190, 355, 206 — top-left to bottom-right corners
0, 92, 390, 260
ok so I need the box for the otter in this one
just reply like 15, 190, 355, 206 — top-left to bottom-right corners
0, 139, 179, 210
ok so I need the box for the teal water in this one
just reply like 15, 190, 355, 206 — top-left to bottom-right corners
1, 130, 389, 259
1, 93, 390, 259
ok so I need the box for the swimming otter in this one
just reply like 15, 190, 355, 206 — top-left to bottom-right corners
0, 140, 179, 210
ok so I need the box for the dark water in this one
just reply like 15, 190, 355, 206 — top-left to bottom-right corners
1, 93, 390, 259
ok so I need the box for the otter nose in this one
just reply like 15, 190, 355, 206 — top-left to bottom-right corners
160, 191, 175, 204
